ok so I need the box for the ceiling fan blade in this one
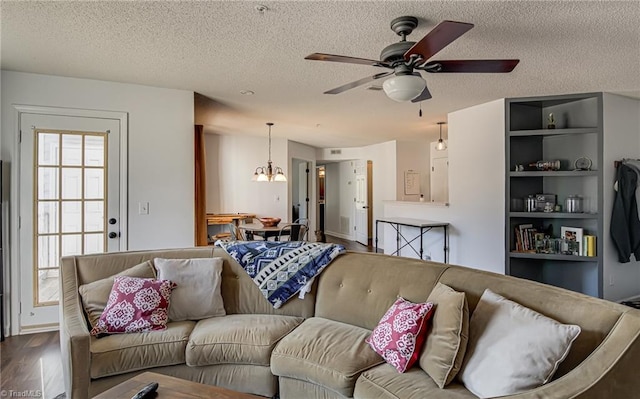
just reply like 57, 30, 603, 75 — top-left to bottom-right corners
324, 72, 393, 95
404, 20, 474, 62
306, 53, 389, 67
425, 59, 520, 73
411, 86, 432, 103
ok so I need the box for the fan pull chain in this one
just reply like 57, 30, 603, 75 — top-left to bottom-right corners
419, 103, 422, 117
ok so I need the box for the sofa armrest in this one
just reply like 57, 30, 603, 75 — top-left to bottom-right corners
505, 311, 640, 399
60, 257, 91, 399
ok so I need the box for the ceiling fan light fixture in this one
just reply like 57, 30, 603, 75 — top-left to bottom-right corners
436, 121, 447, 151
382, 73, 426, 102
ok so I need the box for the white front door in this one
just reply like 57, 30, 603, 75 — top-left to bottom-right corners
18, 112, 123, 331
354, 160, 369, 246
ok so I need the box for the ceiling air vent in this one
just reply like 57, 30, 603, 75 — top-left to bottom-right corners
330, 149, 342, 155
366, 85, 384, 91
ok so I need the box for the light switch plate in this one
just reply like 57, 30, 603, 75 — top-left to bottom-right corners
139, 202, 149, 215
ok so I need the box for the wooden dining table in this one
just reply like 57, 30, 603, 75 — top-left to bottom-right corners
239, 222, 290, 241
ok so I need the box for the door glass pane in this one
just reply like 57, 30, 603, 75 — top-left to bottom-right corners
38, 133, 59, 166
61, 201, 82, 233
61, 134, 82, 166
38, 167, 59, 200
33, 129, 112, 307
38, 202, 59, 234
84, 233, 104, 254
62, 234, 82, 257
84, 201, 104, 232
85, 169, 104, 199
85, 135, 105, 167
38, 269, 59, 303
37, 235, 59, 268
61, 168, 82, 199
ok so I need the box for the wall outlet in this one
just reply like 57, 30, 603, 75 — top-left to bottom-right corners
609, 275, 615, 286
139, 202, 149, 215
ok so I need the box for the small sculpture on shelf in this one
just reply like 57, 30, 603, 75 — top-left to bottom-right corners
547, 113, 556, 129
529, 160, 561, 171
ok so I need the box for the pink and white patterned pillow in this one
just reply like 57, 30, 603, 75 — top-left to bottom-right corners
366, 297, 435, 373
90, 276, 176, 336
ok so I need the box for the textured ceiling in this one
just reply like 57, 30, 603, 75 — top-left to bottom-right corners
2, 1, 639, 148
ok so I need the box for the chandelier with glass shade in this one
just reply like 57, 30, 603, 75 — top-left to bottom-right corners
252, 122, 287, 182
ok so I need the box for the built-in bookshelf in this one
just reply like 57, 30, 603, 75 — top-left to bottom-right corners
505, 93, 603, 297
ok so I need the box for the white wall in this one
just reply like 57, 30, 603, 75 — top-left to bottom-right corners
383, 100, 506, 273
396, 139, 430, 201
1, 71, 195, 252
212, 134, 288, 221
324, 162, 341, 236
602, 93, 640, 301
339, 161, 356, 239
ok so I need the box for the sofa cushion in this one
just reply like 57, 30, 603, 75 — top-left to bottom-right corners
154, 257, 226, 321
79, 261, 156, 328
354, 363, 477, 399
419, 282, 469, 388
459, 289, 581, 398
89, 320, 195, 378
271, 317, 384, 397
366, 297, 434, 373
186, 314, 303, 367
90, 276, 175, 336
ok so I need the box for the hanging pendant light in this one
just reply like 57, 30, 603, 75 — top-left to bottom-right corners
251, 122, 287, 182
436, 121, 447, 151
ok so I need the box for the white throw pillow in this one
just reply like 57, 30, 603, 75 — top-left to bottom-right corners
459, 289, 580, 398
154, 257, 225, 321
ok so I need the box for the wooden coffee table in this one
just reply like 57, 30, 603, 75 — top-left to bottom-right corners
93, 371, 263, 398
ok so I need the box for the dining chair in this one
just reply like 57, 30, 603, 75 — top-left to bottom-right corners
293, 218, 310, 241
277, 223, 308, 241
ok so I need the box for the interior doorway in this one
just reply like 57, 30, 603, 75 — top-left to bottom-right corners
316, 166, 325, 242
291, 158, 310, 223
354, 160, 373, 246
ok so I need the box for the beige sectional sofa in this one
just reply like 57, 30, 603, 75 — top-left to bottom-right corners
60, 247, 640, 399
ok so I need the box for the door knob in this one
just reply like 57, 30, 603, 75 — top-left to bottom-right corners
108, 232, 118, 239
109, 218, 117, 225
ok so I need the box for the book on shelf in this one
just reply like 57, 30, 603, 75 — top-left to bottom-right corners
514, 223, 536, 252
583, 235, 597, 257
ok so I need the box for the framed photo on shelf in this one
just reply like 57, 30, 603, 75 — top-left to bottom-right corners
561, 226, 583, 256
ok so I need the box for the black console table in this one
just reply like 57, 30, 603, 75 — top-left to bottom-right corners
375, 217, 449, 263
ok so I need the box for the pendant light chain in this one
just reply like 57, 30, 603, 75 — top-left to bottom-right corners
436, 121, 447, 151
268, 123, 272, 163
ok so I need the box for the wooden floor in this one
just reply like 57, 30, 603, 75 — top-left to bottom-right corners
0, 235, 373, 399
325, 234, 380, 253
0, 331, 65, 398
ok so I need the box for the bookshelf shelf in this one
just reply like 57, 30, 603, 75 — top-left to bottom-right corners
509, 252, 597, 262
508, 127, 599, 137
509, 171, 598, 177
509, 212, 598, 219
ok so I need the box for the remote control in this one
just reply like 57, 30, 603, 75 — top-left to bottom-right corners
131, 382, 159, 399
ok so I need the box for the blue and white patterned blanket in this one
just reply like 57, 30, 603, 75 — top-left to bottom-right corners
216, 240, 346, 308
